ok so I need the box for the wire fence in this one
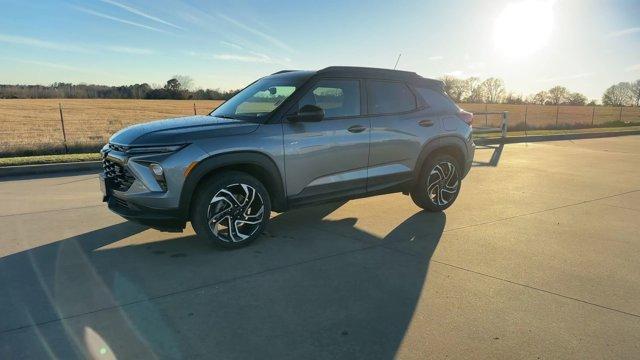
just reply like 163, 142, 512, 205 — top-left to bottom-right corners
0, 99, 639, 156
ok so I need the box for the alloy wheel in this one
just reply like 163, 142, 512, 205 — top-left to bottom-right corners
207, 183, 265, 243
426, 161, 459, 206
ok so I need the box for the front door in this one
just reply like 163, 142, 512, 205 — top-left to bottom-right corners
283, 78, 369, 204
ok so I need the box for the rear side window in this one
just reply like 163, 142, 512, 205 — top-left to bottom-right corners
415, 87, 460, 113
298, 79, 360, 118
366, 80, 416, 115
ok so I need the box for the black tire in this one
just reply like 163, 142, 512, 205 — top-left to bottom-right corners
191, 171, 271, 249
411, 153, 461, 212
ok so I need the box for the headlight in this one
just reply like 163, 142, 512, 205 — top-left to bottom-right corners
126, 144, 187, 155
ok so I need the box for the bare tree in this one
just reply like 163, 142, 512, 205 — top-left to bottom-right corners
547, 86, 569, 105
602, 82, 634, 106
440, 76, 468, 102
529, 91, 548, 105
464, 77, 483, 103
632, 79, 640, 106
173, 74, 194, 91
480, 78, 505, 103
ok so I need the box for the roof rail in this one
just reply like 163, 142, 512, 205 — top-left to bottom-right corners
318, 66, 419, 77
271, 70, 297, 75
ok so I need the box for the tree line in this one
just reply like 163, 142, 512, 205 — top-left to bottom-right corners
2, 73, 639, 107
0, 75, 241, 101
440, 76, 640, 106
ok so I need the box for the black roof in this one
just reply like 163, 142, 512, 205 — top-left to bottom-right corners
271, 66, 442, 88
318, 66, 419, 80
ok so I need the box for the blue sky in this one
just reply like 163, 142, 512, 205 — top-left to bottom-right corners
0, 0, 638, 100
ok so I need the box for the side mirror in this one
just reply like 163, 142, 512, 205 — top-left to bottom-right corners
288, 104, 324, 122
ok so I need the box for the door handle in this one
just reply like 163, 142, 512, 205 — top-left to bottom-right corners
347, 125, 367, 133
419, 119, 434, 127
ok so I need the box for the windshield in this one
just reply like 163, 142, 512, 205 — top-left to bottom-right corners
211, 77, 303, 121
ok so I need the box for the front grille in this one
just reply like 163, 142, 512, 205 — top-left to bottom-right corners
103, 158, 135, 191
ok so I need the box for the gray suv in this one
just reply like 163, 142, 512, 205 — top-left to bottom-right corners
100, 66, 475, 248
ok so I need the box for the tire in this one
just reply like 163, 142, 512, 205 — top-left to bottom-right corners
191, 171, 271, 249
411, 153, 461, 212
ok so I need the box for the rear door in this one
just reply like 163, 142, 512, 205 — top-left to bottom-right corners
366, 79, 439, 192
282, 78, 370, 204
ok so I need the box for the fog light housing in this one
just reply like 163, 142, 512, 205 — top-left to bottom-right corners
150, 163, 163, 176
149, 163, 167, 191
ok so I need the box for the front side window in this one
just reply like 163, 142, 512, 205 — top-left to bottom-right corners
366, 80, 416, 115
298, 79, 360, 118
212, 77, 302, 121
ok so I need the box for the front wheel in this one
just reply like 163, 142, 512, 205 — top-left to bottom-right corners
191, 171, 271, 248
411, 154, 461, 212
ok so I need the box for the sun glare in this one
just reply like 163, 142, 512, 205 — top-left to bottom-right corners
493, 0, 554, 59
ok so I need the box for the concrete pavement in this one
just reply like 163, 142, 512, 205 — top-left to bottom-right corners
1, 136, 639, 359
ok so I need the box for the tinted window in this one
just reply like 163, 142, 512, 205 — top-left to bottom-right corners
366, 80, 415, 114
298, 79, 360, 118
212, 77, 303, 121
416, 87, 460, 113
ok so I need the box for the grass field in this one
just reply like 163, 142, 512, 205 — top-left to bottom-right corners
1, 99, 639, 156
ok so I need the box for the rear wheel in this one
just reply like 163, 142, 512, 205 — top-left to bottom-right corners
411, 154, 461, 212
191, 171, 271, 248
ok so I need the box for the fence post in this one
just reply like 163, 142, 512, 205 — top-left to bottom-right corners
59, 103, 68, 154
524, 105, 528, 136
484, 103, 488, 126
555, 105, 559, 129
501, 111, 508, 138
591, 106, 595, 127
193, 102, 197, 115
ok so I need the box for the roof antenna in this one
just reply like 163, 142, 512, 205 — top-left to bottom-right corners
393, 53, 402, 70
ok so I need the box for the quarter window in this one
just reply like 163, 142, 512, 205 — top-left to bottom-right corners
366, 80, 416, 115
298, 79, 361, 118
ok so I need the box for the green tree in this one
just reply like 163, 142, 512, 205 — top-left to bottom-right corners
566, 92, 587, 105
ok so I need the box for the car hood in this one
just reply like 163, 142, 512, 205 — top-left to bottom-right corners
109, 115, 260, 145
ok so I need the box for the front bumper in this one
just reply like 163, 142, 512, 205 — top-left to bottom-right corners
100, 172, 186, 232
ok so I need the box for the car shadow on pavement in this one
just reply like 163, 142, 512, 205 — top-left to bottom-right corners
1, 202, 445, 359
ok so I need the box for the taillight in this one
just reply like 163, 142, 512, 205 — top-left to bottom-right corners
457, 110, 473, 126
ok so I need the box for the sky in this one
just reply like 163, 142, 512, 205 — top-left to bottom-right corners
0, 0, 638, 100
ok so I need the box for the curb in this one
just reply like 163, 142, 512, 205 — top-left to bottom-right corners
474, 129, 640, 145
0, 161, 102, 178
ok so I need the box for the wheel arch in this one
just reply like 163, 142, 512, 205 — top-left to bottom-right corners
179, 151, 287, 218
415, 135, 468, 185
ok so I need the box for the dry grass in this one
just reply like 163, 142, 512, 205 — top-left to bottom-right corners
0, 99, 223, 155
1, 99, 639, 156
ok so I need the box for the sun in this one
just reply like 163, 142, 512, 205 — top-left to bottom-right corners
493, 0, 554, 59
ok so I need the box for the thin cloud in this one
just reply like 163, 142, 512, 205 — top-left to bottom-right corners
428, 55, 444, 60
220, 41, 243, 50
218, 13, 294, 53
0, 34, 89, 53
213, 53, 272, 63
537, 72, 594, 83
72, 6, 169, 33
606, 27, 640, 38
99, 0, 183, 30
626, 64, 640, 72
105, 46, 155, 55
0, 33, 155, 55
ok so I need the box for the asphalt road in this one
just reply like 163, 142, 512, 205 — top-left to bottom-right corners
1, 136, 639, 359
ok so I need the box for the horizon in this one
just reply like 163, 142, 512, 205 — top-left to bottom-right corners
0, 0, 639, 100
